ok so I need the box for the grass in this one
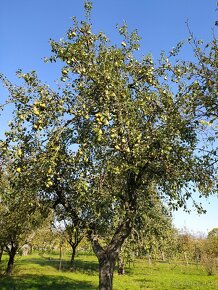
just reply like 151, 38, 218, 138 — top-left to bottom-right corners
114, 259, 218, 290
0, 253, 217, 289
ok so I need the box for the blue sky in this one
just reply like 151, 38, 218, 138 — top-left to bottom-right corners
0, 0, 217, 234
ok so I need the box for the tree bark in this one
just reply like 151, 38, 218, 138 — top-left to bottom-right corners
6, 244, 17, 275
0, 246, 3, 263
68, 230, 83, 271
147, 252, 152, 266
98, 253, 116, 290
89, 218, 131, 290
70, 245, 76, 271
161, 251, 165, 262
184, 252, 189, 266
58, 243, 62, 271
117, 256, 125, 275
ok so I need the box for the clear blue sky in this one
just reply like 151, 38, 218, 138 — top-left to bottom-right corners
0, 0, 217, 234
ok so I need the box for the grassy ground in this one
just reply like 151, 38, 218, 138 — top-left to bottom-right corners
0, 252, 217, 290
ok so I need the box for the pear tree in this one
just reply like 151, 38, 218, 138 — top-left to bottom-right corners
0, 2, 217, 288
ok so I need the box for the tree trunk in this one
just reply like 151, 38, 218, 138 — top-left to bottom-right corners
70, 245, 76, 271
89, 218, 131, 290
29, 243, 33, 255
98, 253, 116, 290
6, 245, 17, 275
117, 256, 125, 275
67, 227, 83, 271
147, 253, 152, 266
58, 243, 63, 271
184, 252, 189, 266
0, 246, 3, 263
161, 251, 165, 262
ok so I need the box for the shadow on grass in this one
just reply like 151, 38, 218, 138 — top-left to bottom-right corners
73, 259, 99, 274
0, 274, 97, 290
17, 257, 99, 275
135, 278, 154, 282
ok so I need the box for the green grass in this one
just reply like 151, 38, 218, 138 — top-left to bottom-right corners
0, 253, 217, 289
114, 259, 218, 290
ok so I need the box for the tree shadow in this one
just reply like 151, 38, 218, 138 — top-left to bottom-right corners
135, 278, 154, 283
17, 257, 99, 275
0, 274, 97, 290
73, 259, 99, 274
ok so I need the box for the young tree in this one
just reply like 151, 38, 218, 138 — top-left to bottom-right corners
56, 206, 85, 271
0, 2, 217, 288
177, 230, 196, 265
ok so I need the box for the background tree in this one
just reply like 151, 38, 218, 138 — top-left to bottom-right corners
176, 230, 196, 266
29, 214, 58, 256
208, 228, 218, 239
201, 227, 218, 275
119, 196, 177, 269
0, 159, 47, 275
117, 204, 177, 274
55, 206, 86, 271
